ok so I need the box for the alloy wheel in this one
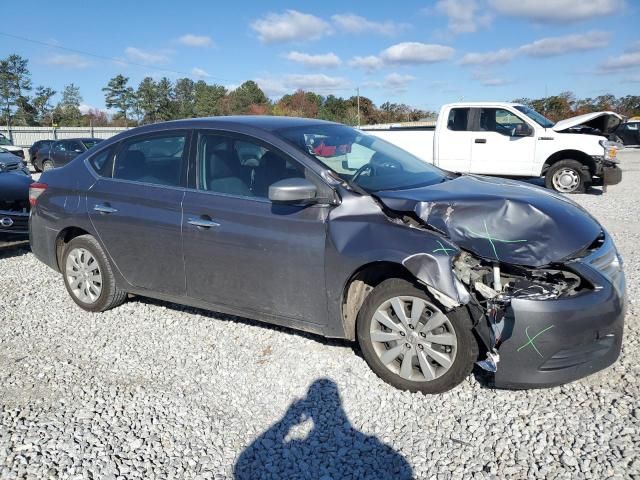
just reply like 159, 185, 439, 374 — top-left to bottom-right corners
369, 296, 458, 382
65, 247, 103, 304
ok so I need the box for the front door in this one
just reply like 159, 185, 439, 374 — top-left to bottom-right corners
182, 131, 330, 326
87, 130, 190, 296
469, 107, 536, 176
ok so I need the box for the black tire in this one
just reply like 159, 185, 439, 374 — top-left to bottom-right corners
42, 159, 55, 171
62, 234, 127, 312
544, 159, 590, 194
357, 278, 478, 394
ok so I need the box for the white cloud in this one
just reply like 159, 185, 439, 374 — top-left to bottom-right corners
251, 10, 331, 43
330, 13, 409, 36
285, 51, 341, 68
460, 31, 609, 67
488, 0, 622, 23
472, 70, 513, 86
434, 0, 492, 34
458, 48, 516, 65
191, 67, 211, 78
601, 51, 640, 70
283, 74, 349, 91
348, 55, 384, 71
79, 103, 94, 114
255, 77, 289, 97
519, 31, 609, 57
621, 74, 640, 83
45, 54, 91, 69
124, 47, 171, 65
380, 42, 455, 64
178, 34, 213, 47
384, 73, 415, 91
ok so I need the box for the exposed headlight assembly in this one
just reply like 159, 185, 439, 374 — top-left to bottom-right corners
600, 140, 619, 163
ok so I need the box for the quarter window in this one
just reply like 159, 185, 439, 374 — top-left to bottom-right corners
88, 149, 112, 176
113, 133, 186, 186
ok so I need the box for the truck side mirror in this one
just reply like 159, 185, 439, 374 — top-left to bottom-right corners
513, 124, 532, 137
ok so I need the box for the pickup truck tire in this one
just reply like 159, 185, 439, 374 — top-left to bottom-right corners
545, 159, 590, 194
357, 278, 477, 394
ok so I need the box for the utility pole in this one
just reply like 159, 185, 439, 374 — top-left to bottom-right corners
356, 87, 361, 127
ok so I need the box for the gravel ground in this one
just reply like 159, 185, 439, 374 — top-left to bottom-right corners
1, 151, 639, 479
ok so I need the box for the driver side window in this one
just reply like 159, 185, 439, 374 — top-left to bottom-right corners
479, 108, 527, 136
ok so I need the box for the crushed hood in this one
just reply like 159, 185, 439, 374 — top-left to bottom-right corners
552, 111, 622, 134
375, 175, 601, 267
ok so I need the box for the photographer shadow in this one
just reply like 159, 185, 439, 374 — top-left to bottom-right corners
234, 378, 413, 480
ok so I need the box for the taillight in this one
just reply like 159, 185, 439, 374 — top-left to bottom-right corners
29, 182, 48, 207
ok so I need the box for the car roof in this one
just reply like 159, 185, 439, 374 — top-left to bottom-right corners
58, 138, 102, 142
144, 115, 338, 132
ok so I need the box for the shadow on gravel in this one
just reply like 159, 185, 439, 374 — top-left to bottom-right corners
135, 296, 355, 351
233, 378, 413, 480
0, 241, 30, 260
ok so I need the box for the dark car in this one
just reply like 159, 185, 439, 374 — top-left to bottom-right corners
28, 139, 55, 166
34, 138, 102, 171
613, 121, 640, 147
29, 117, 626, 394
0, 147, 32, 241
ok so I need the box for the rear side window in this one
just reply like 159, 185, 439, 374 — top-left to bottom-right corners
447, 108, 469, 131
113, 132, 187, 187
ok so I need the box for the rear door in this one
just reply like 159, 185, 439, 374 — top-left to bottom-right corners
63, 140, 84, 166
86, 130, 190, 296
181, 130, 330, 326
469, 107, 536, 176
436, 107, 472, 173
51, 141, 68, 166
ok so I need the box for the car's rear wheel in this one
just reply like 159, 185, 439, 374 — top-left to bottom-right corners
42, 160, 54, 171
545, 159, 589, 193
357, 278, 477, 394
62, 235, 127, 312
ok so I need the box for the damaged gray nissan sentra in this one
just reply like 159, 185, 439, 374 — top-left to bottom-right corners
29, 117, 626, 393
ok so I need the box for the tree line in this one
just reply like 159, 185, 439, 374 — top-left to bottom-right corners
2, 54, 639, 130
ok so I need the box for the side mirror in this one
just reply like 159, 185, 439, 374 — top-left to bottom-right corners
513, 124, 532, 137
269, 178, 317, 204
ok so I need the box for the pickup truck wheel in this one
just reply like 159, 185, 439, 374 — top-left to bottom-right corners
357, 278, 477, 394
62, 235, 127, 312
545, 159, 589, 194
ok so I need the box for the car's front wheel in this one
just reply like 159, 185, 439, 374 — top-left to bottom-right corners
62, 235, 127, 312
42, 160, 55, 171
357, 278, 478, 394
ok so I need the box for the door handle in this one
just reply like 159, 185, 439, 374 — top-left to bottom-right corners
474, 138, 487, 144
93, 204, 118, 214
188, 217, 220, 229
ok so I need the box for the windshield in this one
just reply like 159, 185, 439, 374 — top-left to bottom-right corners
82, 139, 102, 149
0, 147, 7, 153
277, 124, 447, 192
515, 105, 554, 128
0, 135, 11, 146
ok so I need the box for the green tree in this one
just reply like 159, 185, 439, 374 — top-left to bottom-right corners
319, 95, 348, 122
228, 80, 269, 114
32, 86, 56, 125
155, 77, 176, 121
193, 81, 227, 117
0, 54, 32, 128
56, 83, 83, 126
103, 74, 136, 125
137, 77, 159, 123
174, 78, 196, 119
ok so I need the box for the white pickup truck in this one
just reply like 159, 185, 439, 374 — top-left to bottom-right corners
362, 102, 623, 193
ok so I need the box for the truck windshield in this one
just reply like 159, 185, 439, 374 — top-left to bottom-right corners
277, 124, 448, 193
515, 106, 555, 128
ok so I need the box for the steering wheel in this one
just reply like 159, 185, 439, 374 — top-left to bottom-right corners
351, 163, 373, 183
